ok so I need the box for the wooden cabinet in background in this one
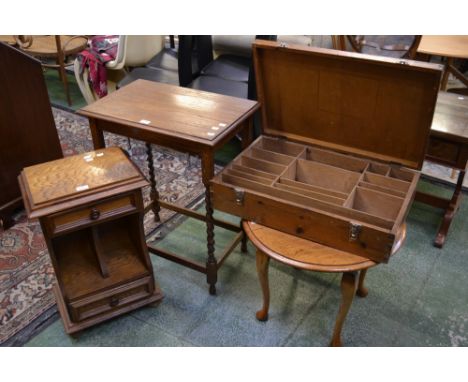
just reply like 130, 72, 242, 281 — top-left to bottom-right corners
0, 42, 63, 229
19, 147, 163, 334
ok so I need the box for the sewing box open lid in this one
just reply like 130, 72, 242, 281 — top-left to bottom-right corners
252, 40, 443, 170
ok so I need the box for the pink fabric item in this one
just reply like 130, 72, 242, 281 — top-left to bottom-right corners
77, 35, 119, 98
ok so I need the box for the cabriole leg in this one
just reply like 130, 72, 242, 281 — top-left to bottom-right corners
330, 271, 358, 347
255, 249, 270, 321
356, 269, 369, 297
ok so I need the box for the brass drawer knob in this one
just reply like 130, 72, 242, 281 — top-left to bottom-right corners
90, 208, 100, 220
109, 296, 120, 307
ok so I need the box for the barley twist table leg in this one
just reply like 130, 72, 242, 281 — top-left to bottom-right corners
201, 152, 217, 295
330, 271, 358, 347
146, 142, 161, 222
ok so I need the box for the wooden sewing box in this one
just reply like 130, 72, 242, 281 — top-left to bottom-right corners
211, 40, 443, 263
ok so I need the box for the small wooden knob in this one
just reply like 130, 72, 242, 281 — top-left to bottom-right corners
109, 296, 119, 307
90, 208, 100, 220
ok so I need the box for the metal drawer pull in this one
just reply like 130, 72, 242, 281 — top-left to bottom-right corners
109, 296, 120, 307
90, 208, 100, 220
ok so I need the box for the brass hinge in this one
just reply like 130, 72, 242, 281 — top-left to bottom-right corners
349, 222, 362, 241
234, 188, 245, 206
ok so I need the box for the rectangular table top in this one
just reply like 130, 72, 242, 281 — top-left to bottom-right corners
79, 80, 259, 145
432, 92, 468, 144
418, 35, 468, 59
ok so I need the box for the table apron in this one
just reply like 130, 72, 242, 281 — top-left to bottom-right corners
91, 118, 212, 155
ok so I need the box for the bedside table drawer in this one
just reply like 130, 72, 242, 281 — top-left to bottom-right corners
68, 277, 153, 322
49, 193, 139, 235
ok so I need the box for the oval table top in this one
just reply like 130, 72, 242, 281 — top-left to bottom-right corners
243, 221, 407, 273
0, 36, 17, 45
20, 35, 88, 57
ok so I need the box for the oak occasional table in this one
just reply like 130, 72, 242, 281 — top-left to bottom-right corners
417, 35, 468, 92
243, 221, 406, 346
78, 79, 259, 295
416, 91, 468, 247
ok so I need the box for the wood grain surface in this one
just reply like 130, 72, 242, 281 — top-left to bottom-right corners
211, 134, 419, 262
417, 36, 468, 59
211, 41, 437, 262
22, 147, 142, 207
80, 80, 258, 142
19, 35, 88, 57
0, 42, 63, 226
20, 143, 161, 335
213, 136, 418, 231
243, 221, 406, 272
252, 40, 442, 170
432, 91, 468, 144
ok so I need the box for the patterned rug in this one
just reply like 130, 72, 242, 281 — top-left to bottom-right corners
0, 108, 209, 345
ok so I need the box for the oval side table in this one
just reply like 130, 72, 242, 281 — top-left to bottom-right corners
243, 221, 406, 346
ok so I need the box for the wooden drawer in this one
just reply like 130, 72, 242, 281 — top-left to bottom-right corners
68, 276, 153, 322
48, 192, 139, 235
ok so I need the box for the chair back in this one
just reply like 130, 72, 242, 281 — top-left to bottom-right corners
177, 35, 213, 87
107, 35, 165, 69
73, 59, 97, 104
346, 35, 422, 59
212, 35, 255, 58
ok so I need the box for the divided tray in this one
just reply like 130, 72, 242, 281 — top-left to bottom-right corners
211, 136, 419, 263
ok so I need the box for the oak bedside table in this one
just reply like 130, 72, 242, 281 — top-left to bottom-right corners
19, 147, 163, 335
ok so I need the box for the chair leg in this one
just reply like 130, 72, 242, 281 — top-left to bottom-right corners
440, 57, 453, 91
255, 249, 270, 321
55, 35, 72, 106
56, 56, 63, 81
330, 271, 358, 347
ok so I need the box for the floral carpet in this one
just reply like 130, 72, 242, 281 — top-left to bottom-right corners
0, 108, 209, 345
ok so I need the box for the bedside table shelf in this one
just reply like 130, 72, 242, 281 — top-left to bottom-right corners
53, 217, 150, 301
